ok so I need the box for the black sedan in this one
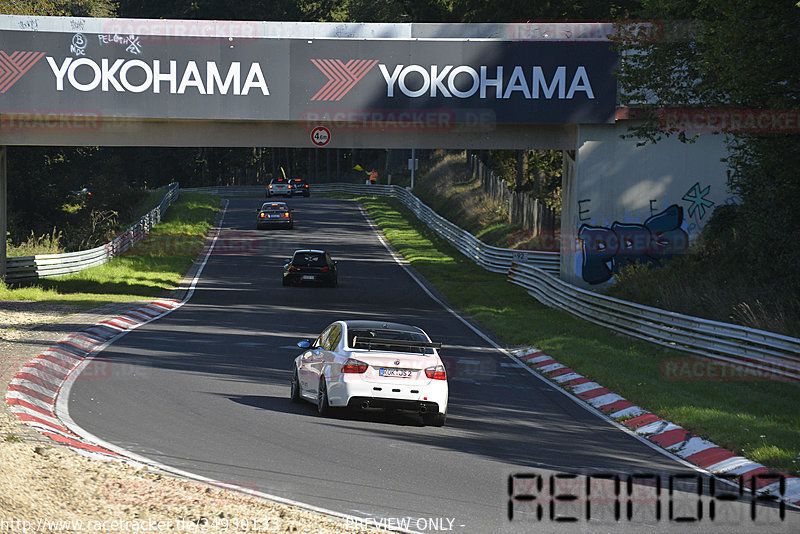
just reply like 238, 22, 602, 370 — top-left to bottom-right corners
283, 249, 337, 287
289, 178, 310, 197
256, 202, 293, 230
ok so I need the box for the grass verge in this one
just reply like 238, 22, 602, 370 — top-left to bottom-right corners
1, 192, 220, 310
412, 153, 522, 248
359, 195, 800, 477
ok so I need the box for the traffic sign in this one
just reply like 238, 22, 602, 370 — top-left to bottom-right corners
310, 126, 331, 146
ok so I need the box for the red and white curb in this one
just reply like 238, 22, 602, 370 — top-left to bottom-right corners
5, 299, 182, 460
4, 200, 229, 462
512, 347, 800, 508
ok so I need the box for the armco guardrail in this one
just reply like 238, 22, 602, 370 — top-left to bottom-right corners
508, 262, 800, 381
4, 183, 179, 282
184, 183, 560, 274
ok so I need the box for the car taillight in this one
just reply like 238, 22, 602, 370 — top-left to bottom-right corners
282, 212, 289, 217
288, 266, 298, 271
342, 358, 368, 373
425, 365, 446, 380
320, 267, 328, 272
259, 213, 265, 218
269, 185, 273, 188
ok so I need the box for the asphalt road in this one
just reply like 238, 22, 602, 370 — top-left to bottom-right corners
67, 197, 797, 533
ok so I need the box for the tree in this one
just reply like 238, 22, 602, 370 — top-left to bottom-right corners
0, 0, 114, 16
615, 0, 800, 292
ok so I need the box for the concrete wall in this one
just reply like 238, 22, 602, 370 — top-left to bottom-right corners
561, 121, 737, 286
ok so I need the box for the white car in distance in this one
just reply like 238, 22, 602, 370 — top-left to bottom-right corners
290, 320, 448, 426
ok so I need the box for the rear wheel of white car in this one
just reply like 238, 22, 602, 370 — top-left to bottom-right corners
317, 377, 332, 416
290, 369, 302, 403
423, 411, 446, 427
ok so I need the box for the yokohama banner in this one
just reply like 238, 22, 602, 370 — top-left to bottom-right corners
0, 30, 617, 124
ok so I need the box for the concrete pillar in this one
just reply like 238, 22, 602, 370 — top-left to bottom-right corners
0, 145, 6, 280
563, 123, 730, 287
559, 148, 577, 282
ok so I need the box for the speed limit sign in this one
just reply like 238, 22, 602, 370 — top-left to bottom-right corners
311, 126, 331, 147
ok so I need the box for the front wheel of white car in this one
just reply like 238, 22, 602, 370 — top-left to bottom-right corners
423, 411, 446, 427
317, 377, 332, 416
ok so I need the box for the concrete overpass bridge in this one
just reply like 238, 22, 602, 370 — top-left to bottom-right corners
0, 15, 731, 285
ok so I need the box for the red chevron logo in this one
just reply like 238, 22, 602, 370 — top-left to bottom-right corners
310, 59, 379, 101
0, 51, 46, 94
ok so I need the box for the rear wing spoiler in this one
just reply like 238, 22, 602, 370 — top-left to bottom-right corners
351, 336, 442, 351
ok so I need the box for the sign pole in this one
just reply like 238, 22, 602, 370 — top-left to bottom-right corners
0, 146, 6, 280
410, 148, 415, 189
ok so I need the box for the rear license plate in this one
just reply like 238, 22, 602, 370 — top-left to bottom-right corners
380, 368, 412, 378
301, 275, 315, 280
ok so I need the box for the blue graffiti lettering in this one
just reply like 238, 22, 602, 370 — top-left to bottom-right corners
578, 205, 689, 284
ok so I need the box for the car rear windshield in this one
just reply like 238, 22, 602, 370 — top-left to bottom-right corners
347, 329, 434, 354
292, 253, 326, 266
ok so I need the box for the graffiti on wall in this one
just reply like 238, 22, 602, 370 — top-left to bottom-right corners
682, 182, 715, 219
578, 204, 689, 285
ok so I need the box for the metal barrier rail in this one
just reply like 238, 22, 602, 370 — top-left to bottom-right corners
4, 183, 179, 282
508, 262, 800, 381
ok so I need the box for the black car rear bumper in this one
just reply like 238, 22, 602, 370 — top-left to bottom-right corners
257, 222, 292, 229
283, 272, 336, 285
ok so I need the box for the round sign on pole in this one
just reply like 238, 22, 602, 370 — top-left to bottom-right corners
310, 126, 331, 147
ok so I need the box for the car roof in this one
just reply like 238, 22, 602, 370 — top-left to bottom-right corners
340, 320, 425, 334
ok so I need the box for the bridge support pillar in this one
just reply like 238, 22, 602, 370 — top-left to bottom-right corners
0, 145, 5, 281
561, 122, 730, 288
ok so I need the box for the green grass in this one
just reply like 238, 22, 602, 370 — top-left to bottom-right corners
413, 153, 522, 248
117, 188, 171, 229
6, 228, 63, 257
6, 187, 174, 258
359, 195, 800, 477
1, 193, 219, 308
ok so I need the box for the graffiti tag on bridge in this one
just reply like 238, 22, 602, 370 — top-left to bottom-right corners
578, 204, 688, 284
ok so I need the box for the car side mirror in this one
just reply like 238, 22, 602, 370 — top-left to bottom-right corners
297, 340, 311, 349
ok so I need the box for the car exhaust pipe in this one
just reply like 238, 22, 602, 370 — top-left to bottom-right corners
419, 404, 427, 414
361, 401, 370, 409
